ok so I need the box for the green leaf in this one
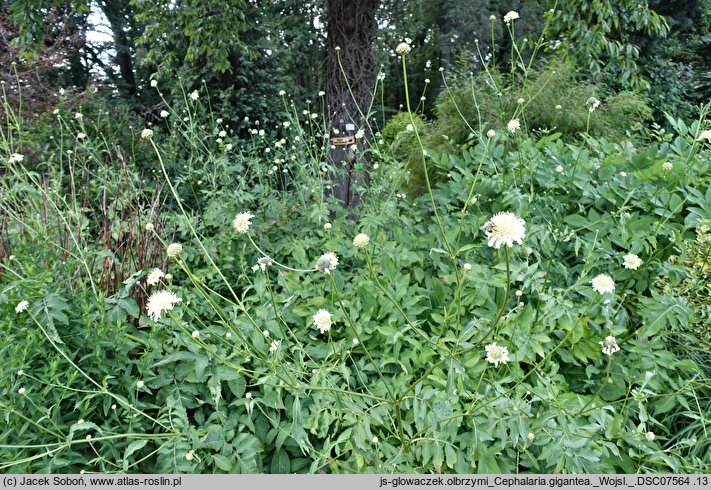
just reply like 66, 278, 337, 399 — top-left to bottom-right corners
195, 357, 209, 379
123, 440, 148, 470
118, 298, 140, 319
212, 454, 233, 472
638, 293, 692, 336
270, 449, 290, 474
672, 359, 698, 372
477, 452, 501, 474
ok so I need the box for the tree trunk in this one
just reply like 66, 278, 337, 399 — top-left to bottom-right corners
324, 0, 379, 208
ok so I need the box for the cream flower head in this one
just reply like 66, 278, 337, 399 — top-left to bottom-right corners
315, 252, 338, 274
232, 211, 254, 234
396, 42, 412, 55
313, 309, 333, 334
483, 212, 526, 249
252, 256, 274, 273
485, 343, 510, 367
507, 119, 520, 133
591, 274, 615, 294
486, 129, 496, 138
622, 254, 642, 270
353, 233, 370, 249
8, 153, 24, 164
503, 11, 519, 23
586, 97, 601, 112
146, 268, 165, 286
141, 128, 153, 139
160, 110, 169, 118
146, 290, 182, 321
15, 300, 29, 313
599, 335, 620, 356
166, 243, 182, 258
662, 161, 673, 171
696, 129, 711, 142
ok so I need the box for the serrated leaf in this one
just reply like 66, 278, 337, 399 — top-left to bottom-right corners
123, 439, 148, 470
212, 454, 233, 472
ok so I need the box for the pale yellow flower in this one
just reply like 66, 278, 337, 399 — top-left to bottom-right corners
166, 243, 182, 258
591, 274, 615, 294
313, 309, 333, 334
503, 11, 519, 23
696, 130, 711, 142
507, 119, 520, 133
483, 212, 526, 248
315, 252, 338, 274
146, 268, 165, 285
232, 212, 254, 234
15, 300, 29, 313
353, 233, 370, 249
396, 42, 411, 55
146, 290, 182, 321
599, 335, 620, 356
8, 153, 24, 164
622, 254, 642, 270
485, 343, 510, 367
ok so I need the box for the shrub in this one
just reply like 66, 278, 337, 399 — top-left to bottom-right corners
380, 112, 428, 195
433, 60, 654, 145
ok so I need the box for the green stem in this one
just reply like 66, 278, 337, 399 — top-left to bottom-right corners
480, 245, 511, 342
577, 356, 614, 415
246, 234, 313, 273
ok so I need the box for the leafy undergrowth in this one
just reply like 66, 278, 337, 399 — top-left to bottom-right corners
2, 81, 711, 474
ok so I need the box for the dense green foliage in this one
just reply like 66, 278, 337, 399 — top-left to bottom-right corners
1, 0, 710, 476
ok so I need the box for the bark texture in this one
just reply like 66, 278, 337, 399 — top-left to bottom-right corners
324, 0, 379, 208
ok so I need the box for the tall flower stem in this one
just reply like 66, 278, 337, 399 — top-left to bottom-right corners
327, 273, 405, 446
246, 234, 313, 273
401, 54, 449, 254
577, 356, 613, 415
481, 245, 511, 342
401, 51, 463, 337
364, 250, 437, 348
328, 274, 394, 399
